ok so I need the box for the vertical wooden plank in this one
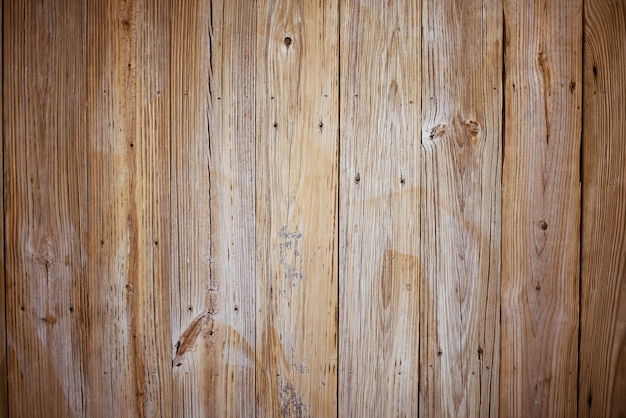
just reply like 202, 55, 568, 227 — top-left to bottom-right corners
0, 2, 7, 416
256, 0, 339, 416
340, 0, 502, 415
501, 0, 582, 416
170, 0, 256, 416
4, 0, 88, 416
419, 0, 503, 416
339, 1, 421, 416
579, 1, 626, 416
86, 0, 172, 415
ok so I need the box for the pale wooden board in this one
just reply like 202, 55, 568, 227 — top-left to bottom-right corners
419, 0, 502, 416
579, 1, 626, 416
85, 1, 173, 415
339, 0, 501, 415
255, 0, 339, 416
3, 1, 89, 416
339, 1, 421, 415
170, 0, 257, 416
501, 0, 582, 416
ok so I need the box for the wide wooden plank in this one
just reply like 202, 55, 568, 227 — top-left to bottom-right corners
3, 1, 88, 416
579, 1, 626, 416
170, 0, 257, 416
340, 0, 501, 415
501, 0, 582, 416
339, 2, 422, 415
85, 1, 172, 415
419, 0, 502, 416
256, 0, 339, 416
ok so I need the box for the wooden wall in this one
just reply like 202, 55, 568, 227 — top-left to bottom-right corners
1, 0, 624, 417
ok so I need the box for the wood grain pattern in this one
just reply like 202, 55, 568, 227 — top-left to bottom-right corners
339, 0, 501, 415
170, 0, 257, 416
339, 1, 421, 415
501, 0, 582, 416
0, 2, 9, 417
0, 2, 7, 416
256, 0, 339, 416
579, 1, 626, 416
86, 1, 173, 416
4, 0, 626, 416
420, 0, 502, 416
4, 1, 88, 416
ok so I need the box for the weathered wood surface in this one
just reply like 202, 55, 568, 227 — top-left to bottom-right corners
579, 1, 626, 417
0, 2, 6, 417
419, 0, 503, 416
86, 1, 174, 416
4, 1, 89, 416
2, 0, 626, 417
501, 0, 582, 416
339, 0, 501, 416
170, 0, 257, 416
255, 0, 339, 416
339, 1, 421, 415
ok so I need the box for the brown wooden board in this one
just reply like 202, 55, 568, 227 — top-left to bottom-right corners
579, 1, 626, 416
4, 1, 88, 416
339, 0, 501, 416
170, 1, 257, 416
501, 0, 582, 416
0, 2, 7, 416
256, 0, 339, 416
85, 1, 174, 415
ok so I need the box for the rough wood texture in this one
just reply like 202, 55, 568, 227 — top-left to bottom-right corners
0, 2, 7, 416
4, 1, 88, 416
501, 0, 582, 416
4, 0, 626, 417
420, 0, 502, 416
339, 1, 421, 415
85, 1, 174, 416
339, 0, 501, 416
255, 1, 339, 416
170, 0, 257, 416
579, 1, 626, 416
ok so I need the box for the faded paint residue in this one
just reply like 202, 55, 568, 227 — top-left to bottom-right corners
279, 378, 309, 418
279, 226, 304, 283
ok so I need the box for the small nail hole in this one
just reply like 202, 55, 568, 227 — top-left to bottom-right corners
284, 37, 292, 47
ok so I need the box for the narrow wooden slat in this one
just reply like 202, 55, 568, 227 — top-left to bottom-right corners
339, 1, 421, 415
579, 1, 626, 416
4, 1, 88, 416
86, 1, 172, 415
0, 3, 8, 416
501, 0, 582, 416
256, 0, 339, 415
419, 0, 502, 415
170, 0, 256, 415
